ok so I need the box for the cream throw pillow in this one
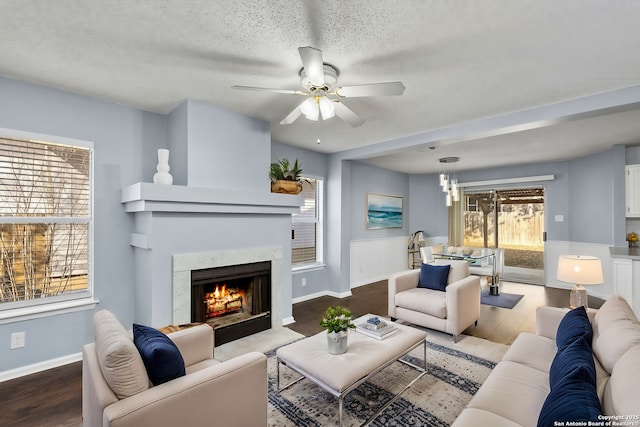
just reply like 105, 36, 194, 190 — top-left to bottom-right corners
592, 296, 640, 374
94, 310, 149, 399
603, 345, 640, 416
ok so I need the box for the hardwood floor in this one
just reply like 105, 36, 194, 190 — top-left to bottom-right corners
288, 279, 603, 345
0, 361, 82, 427
0, 279, 603, 426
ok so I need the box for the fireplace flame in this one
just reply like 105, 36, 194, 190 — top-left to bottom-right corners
213, 284, 227, 299
204, 284, 245, 319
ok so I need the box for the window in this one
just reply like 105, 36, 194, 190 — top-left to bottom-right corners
0, 133, 92, 310
291, 177, 323, 268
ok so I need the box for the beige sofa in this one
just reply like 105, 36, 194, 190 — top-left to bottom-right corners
452, 295, 640, 427
82, 310, 268, 427
388, 259, 481, 342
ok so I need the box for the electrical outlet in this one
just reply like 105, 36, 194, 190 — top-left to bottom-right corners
301, 278, 307, 287
10, 331, 25, 349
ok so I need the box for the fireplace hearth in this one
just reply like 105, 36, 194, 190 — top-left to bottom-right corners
191, 261, 271, 345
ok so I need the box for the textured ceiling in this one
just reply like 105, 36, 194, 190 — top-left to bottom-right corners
1, 1, 640, 173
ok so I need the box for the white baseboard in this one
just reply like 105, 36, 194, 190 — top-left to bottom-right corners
292, 289, 353, 304
351, 274, 390, 289
0, 352, 82, 383
280, 316, 295, 326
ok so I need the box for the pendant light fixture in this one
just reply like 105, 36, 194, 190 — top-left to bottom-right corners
439, 157, 460, 206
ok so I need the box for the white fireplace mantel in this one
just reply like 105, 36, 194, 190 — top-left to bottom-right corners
121, 182, 303, 215
120, 182, 298, 327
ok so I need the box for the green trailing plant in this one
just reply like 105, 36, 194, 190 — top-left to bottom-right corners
269, 158, 304, 182
320, 306, 356, 333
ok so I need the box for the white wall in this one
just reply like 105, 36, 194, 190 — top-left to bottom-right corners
350, 236, 409, 287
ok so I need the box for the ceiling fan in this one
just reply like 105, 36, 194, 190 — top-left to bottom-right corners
232, 46, 405, 127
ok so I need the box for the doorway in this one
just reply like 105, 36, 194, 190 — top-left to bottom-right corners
462, 188, 545, 284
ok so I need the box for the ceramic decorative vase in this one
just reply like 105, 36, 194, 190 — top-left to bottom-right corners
327, 330, 348, 355
153, 149, 173, 185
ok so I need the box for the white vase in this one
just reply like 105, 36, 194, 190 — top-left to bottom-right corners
153, 149, 173, 185
327, 330, 348, 354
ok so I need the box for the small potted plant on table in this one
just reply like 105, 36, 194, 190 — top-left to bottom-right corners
320, 306, 355, 354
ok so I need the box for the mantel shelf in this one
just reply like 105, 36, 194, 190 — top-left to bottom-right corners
121, 182, 303, 215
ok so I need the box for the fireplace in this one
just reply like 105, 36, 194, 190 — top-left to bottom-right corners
191, 261, 271, 346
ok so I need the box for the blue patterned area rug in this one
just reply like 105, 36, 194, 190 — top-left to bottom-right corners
481, 289, 525, 309
267, 331, 508, 426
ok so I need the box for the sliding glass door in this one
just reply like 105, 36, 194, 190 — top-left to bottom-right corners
462, 188, 545, 284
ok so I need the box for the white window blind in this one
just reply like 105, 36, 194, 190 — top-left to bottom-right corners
0, 136, 92, 307
291, 178, 322, 266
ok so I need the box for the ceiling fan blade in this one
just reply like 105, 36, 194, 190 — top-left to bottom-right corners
333, 101, 365, 127
298, 46, 325, 87
280, 106, 303, 125
232, 85, 306, 95
336, 81, 405, 97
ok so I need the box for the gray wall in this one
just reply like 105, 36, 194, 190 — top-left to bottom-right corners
185, 100, 271, 190
408, 174, 450, 238
0, 76, 165, 371
271, 141, 330, 299
567, 150, 617, 245
626, 145, 640, 164
167, 101, 188, 185
349, 161, 410, 240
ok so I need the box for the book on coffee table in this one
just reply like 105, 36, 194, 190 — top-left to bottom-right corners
355, 316, 398, 340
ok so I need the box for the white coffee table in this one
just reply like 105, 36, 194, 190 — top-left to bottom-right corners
276, 315, 427, 426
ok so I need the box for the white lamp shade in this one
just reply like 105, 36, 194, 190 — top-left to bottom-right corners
318, 97, 335, 120
557, 255, 603, 285
300, 97, 319, 120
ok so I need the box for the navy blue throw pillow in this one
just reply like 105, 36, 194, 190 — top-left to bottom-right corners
133, 324, 186, 385
549, 335, 596, 388
417, 263, 450, 291
556, 306, 592, 350
537, 363, 602, 427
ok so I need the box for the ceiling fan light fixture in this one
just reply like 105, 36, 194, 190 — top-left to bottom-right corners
319, 96, 335, 120
300, 97, 319, 120
305, 110, 319, 121
233, 47, 404, 128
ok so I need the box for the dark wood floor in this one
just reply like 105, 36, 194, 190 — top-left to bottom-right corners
0, 279, 602, 426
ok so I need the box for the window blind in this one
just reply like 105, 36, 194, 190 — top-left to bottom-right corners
0, 137, 91, 304
292, 178, 318, 265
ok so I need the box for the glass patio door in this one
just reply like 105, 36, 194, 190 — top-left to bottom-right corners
462, 188, 545, 284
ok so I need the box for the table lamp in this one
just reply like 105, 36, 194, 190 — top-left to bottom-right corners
556, 255, 603, 309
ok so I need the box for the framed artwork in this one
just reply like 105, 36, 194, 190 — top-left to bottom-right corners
367, 193, 403, 229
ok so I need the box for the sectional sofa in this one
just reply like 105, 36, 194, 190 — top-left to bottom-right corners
452, 295, 640, 427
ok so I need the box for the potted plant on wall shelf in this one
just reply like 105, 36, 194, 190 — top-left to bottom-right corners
320, 306, 355, 354
269, 158, 305, 194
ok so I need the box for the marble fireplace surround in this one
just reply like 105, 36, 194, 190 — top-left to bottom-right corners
172, 246, 284, 327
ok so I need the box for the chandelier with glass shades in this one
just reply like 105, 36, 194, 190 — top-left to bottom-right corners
439, 157, 460, 207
